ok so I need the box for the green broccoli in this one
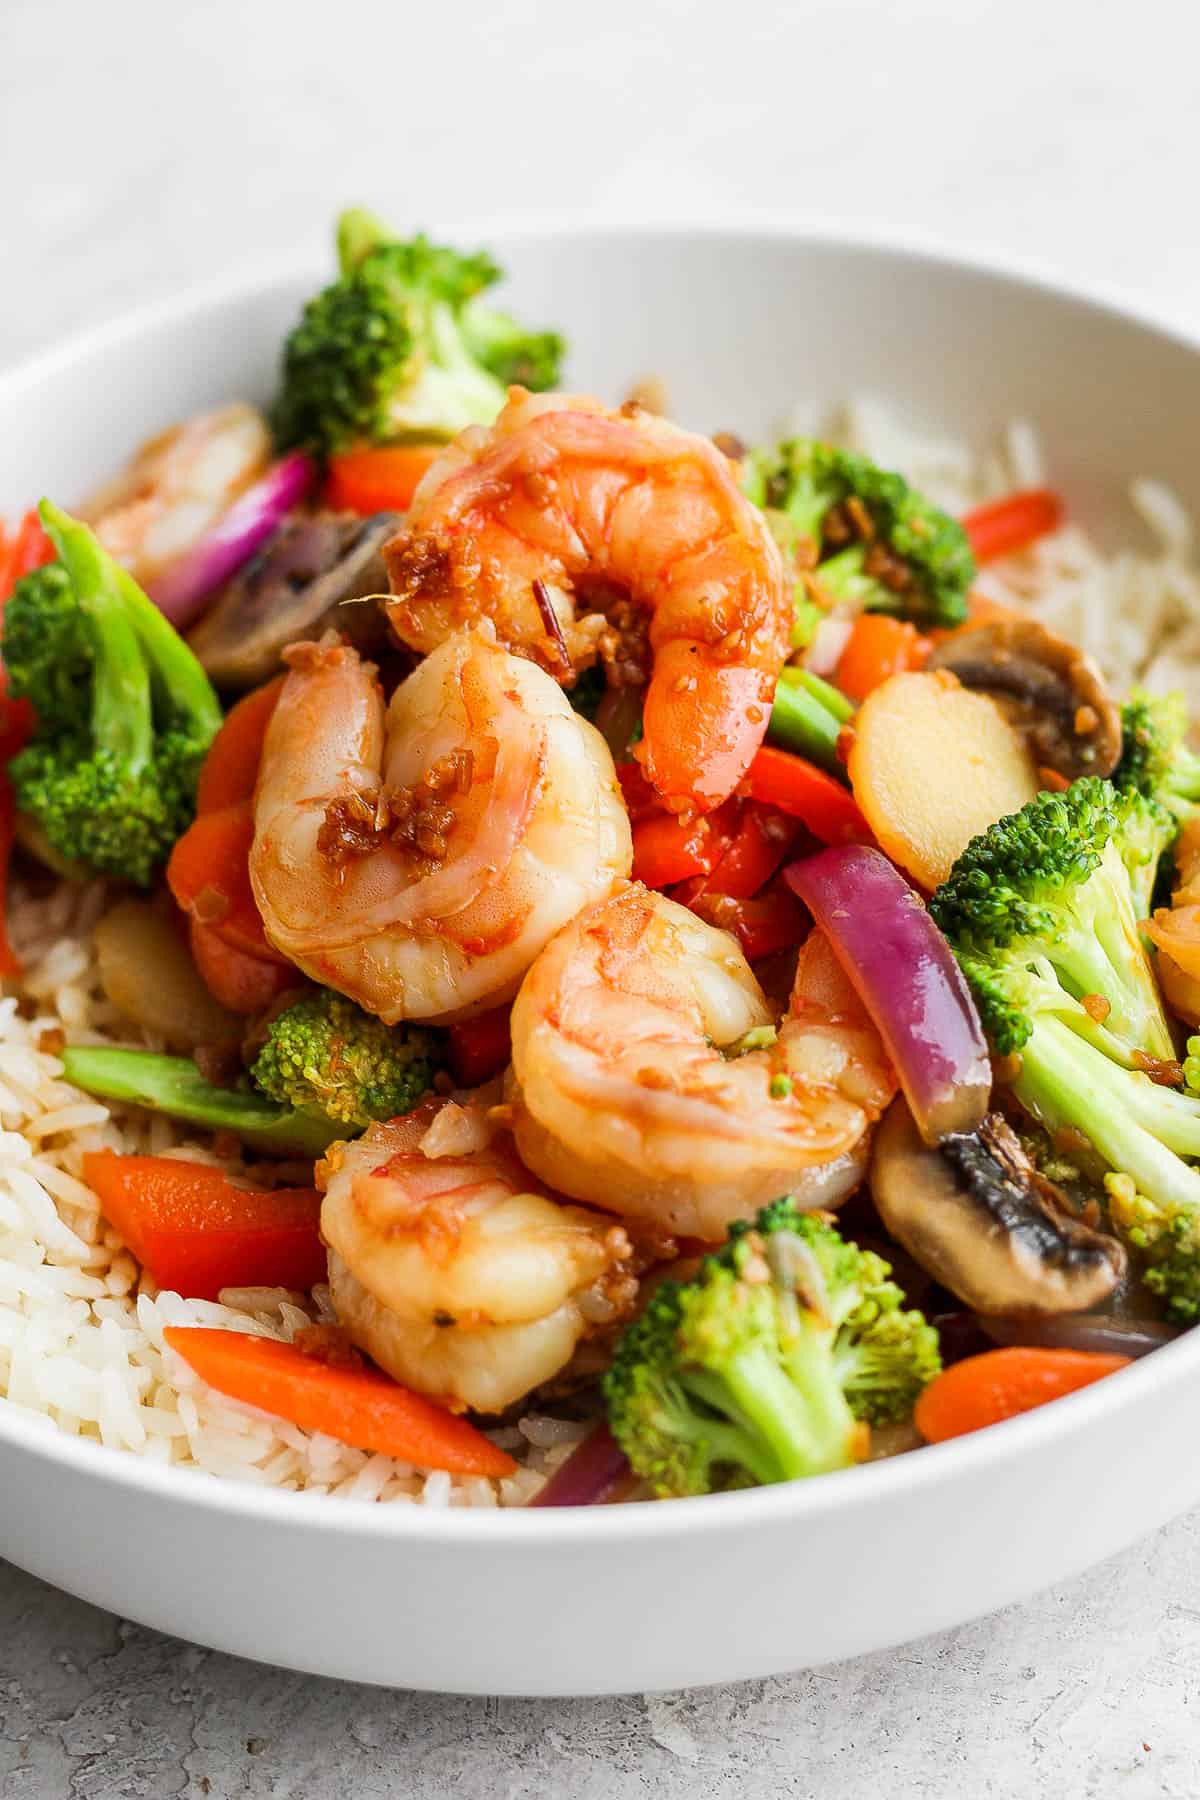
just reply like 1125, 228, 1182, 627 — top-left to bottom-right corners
59, 1047, 347, 1158
604, 1200, 939, 1497
250, 988, 437, 1128
1113, 689, 1200, 820
3, 504, 222, 886
0, 560, 90, 731
742, 438, 975, 629
271, 207, 564, 457
930, 778, 1200, 1321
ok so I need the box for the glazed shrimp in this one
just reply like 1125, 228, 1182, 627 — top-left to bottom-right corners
506, 886, 897, 1241
383, 390, 792, 812
1146, 814, 1200, 1024
250, 627, 631, 1023
321, 1100, 635, 1412
82, 404, 271, 591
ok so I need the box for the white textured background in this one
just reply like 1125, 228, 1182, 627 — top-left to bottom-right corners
5, 0, 1200, 1793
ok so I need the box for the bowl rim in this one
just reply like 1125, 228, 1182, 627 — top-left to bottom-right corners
2, 216, 1197, 1545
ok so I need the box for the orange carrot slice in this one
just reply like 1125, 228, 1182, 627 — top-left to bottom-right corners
163, 1326, 517, 1476
914, 1346, 1130, 1444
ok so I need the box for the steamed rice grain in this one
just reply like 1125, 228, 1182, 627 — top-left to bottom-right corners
0, 887, 580, 1504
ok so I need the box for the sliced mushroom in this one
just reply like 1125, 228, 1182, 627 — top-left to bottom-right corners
188, 510, 400, 688
870, 1096, 1125, 1315
926, 617, 1122, 778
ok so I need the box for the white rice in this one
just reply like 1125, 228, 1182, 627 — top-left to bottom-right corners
0, 881, 587, 1505
828, 398, 1200, 714
3, 403, 1197, 1504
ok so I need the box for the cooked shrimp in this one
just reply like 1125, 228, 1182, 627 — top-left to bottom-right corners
320, 1100, 635, 1412
250, 627, 631, 1023
506, 886, 897, 1240
1146, 814, 1200, 1024
82, 404, 271, 590
383, 390, 792, 813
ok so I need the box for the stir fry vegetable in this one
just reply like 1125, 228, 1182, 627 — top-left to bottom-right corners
606, 1200, 939, 1496
961, 488, 1063, 564
250, 989, 439, 1129
3, 505, 222, 885
148, 451, 315, 627
929, 779, 1200, 1320
786, 845, 990, 1143
325, 444, 442, 513
62, 1048, 346, 1157
847, 670, 1040, 888
743, 438, 975, 628
914, 1346, 1129, 1443
272, 208, 563, 456
84, 1151, 325, 1299
163, 1327, 517, 1477
1113, 688, 1200, 817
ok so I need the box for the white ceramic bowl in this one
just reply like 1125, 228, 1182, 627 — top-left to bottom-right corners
2, 227, 1199, 1696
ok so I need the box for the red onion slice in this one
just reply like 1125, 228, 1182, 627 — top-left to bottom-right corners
528, 1423, 631, 1507
784, 844, 990, 1144
147, 451, 315, 626
978, 1312, 1177, 1359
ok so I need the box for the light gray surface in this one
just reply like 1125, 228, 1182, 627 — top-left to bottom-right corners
6, 0, 1200, 1789
1, 1516, 1196, 1798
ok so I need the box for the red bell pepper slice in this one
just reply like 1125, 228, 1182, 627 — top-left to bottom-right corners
962, 488, 1064, 564
83, 1150, 326, 1300
448, 1006, 513, 1086
745, 747, 871, 846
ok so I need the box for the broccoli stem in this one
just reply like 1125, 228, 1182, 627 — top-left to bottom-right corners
114, 568, 222, 740
1049, 856, 1175, 1059
60, 1047, 344, 1158
1017, 1019, 1200, 1208
39, 501, 153, 777
692, 1337, 857, 1481
767, 676, 847, 776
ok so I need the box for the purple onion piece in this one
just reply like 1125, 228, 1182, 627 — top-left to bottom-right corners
528, 1422, 631, 1507
784, 844, 990, 1144
146, 451, 316, 626
977, 1312, 1178, 1359
594, 686, 644, 762
930, 1310, 997, 1367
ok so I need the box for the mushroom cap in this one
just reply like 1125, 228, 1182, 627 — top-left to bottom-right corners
926, 617, 1122, 779
870, 1096, 1126, 1315
188, 509, 399, 689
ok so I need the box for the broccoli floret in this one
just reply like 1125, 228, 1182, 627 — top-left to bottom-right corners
1, 560, 90, 731
931, 778, 1200, 1321
271, 208, 564, 457
250, 988, 437, 1128
742, 438, 974, 629
930, 779, 1176, 1058
459, 303, 564, 392
1104, 1172, 1200, 1323
3, 504, 221, 886
603, 1200, 939, 1497
1113, 689, 1200, 820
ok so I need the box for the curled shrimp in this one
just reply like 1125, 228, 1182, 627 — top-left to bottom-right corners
320, 1099, 636, 1412
506, 885, 897, 1241
383, 390, 792, 813
250, 627, 631, 1023
1146, 814, 1200, 1024
82, 404, 271, 591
